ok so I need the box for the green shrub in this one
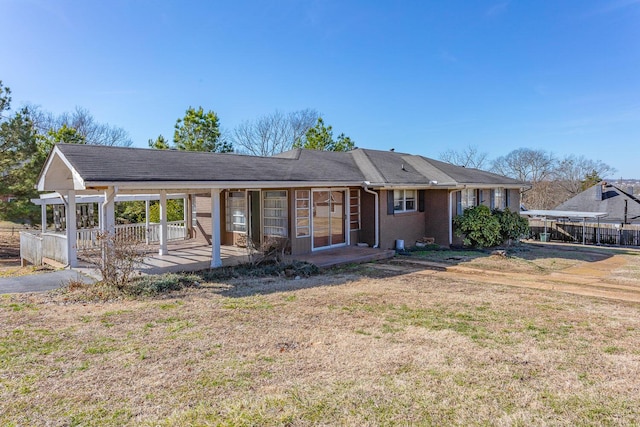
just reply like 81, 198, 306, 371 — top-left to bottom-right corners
493, 207, 529, 245
453, 205, 502, 248
454, 205, 530, 249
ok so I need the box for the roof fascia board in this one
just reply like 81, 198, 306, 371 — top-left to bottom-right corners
31, 192, 189, 206
83, 180, 365, 191
373, 183, 526, 190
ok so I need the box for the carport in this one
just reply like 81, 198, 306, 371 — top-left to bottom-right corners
520, 210, 608, 245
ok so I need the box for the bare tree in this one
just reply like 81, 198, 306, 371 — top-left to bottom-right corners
439, 145, 489, 169
232, 109, 319, 156
554, 155, 616, 197
491, 148, 556, 183
523, 180, 569, 210
491, 148, 556, 210
58, 107, 132, 147
24, 105, 132, 147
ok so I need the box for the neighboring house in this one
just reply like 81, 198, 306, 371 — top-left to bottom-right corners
555, 182, 640, 225
34, 144, 526, 267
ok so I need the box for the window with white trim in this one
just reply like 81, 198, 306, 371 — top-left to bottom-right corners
225, 191, 246, 232
349, 189, 361, 230
492, 188, 504, 210
455, 189, 478, 215
295, 190, 310, 237
394, 189, 416, 213
263, 190, 288, 237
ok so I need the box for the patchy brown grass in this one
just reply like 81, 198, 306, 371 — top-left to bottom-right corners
1, 260, 640, 426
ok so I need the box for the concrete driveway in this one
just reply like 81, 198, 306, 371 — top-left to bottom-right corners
0, 270, 95, 294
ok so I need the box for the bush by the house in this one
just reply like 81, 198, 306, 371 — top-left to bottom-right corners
493, 207, 530, 245
454, 205, 530, 249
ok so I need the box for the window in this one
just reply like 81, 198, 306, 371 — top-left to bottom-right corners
349, 189, 361, 230
263, 190, 288, 237
295, 190, 310, 237
393, 189, 416, 213
492, 188, 504, 210
455, 189, 479, 215
225, 191, 246, 232
504, 189, 511, 209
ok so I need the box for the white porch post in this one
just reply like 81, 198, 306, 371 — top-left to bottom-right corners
66, 190, 78, 267
159, 191, 168, 255
183, 196, 189, 239
145, 199, 151, 245
186, 195, 193, 239
210, 189, 222, 267
102, 188, 116, 233
98, 200, 104, 232
41, 203, 47, 232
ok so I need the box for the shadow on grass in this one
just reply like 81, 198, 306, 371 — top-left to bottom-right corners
137, 241, 640, 299
397, 241, 640, 267
57, 242, 640, 302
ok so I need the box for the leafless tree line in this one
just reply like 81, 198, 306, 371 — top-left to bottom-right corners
26, 105, 132, 147
231, 108, 319, 156
440, 145, 616, 209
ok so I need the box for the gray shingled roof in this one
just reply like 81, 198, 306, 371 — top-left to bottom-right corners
555, 183, 640, 224
53, 144, 524, 188
55, 144, 363, 183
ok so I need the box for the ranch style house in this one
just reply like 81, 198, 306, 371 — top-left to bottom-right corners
30, 144, 526, 268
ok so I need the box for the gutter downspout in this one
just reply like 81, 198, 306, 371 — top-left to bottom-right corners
362, 182, 379, 248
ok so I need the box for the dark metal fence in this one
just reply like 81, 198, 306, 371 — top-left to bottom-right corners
529, 220, 640, 247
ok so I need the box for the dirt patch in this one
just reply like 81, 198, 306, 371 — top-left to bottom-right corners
393, 244, 640, 303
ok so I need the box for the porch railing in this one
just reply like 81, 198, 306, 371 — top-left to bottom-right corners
42, 233, 68, 264
76, 221, 188, 250
20, 231, 69, 265
21, 221, 189, 265
19, 231, 43, 266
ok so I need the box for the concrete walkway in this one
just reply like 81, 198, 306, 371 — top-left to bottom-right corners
0, 270, 95, 294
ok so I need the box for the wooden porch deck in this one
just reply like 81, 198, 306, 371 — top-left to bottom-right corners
78, 242, 394, 277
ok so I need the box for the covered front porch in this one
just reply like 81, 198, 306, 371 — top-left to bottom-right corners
72, 242, 395, 277
31, 144, 392, 274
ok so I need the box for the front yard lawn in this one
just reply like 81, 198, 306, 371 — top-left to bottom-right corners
1, 251, 639, 426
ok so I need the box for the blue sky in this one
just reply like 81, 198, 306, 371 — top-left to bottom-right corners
2, 0, 639, 178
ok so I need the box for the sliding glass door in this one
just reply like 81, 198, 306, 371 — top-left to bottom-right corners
312, 190, 345, 250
